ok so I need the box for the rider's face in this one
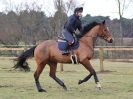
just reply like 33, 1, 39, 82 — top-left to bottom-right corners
76, 12, 83, 18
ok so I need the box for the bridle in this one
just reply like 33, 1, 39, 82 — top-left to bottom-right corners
79, 25, 111, 42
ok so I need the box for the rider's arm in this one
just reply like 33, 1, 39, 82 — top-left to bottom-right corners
65, 16, 76, 33
78, 23, 82, 32
76, 22, 83, 38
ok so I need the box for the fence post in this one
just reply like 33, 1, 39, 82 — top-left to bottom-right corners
60, 63, 64, 71
99, 48, 104, 71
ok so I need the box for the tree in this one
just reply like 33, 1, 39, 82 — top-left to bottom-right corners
51, 0, 76, 38
115, 0, 133, 45
0, 3, 50, 45
0, 11, 21, 45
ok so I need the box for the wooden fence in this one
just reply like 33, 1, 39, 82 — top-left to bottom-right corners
96, 46, 133, 71
0, 46, 133, 71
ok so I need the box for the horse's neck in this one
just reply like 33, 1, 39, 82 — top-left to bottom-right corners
80, 26, 99, 49
81, 36, 96, 49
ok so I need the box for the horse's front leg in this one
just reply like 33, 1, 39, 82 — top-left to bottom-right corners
79, 59, 101, 90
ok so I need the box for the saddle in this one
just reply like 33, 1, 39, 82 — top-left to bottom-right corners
58, 36, 79, 50
58, 36, 79, 64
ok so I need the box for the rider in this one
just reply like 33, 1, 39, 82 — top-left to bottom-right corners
61, 7, 83, 55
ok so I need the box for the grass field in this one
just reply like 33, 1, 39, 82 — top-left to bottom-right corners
0, 59, 133, 99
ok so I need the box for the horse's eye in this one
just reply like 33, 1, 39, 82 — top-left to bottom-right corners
104, 29, 107, 32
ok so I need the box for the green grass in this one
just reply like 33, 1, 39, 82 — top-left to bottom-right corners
0, 59, 133, 99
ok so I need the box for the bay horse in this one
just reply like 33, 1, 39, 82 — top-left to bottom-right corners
14, 20, 113, 92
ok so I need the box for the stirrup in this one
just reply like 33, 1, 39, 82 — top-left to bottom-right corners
70, 54, 78, 64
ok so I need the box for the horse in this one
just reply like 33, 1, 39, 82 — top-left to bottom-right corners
14, 20, 113, 92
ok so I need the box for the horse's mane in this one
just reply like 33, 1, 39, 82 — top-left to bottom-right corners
77, 21, 100, 38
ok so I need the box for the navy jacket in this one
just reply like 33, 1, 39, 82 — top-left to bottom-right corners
64, 14, 82, 33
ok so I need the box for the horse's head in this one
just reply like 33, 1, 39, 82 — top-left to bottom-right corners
98, 20, 113, 43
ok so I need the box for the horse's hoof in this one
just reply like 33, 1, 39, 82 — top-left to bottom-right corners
96, 82, 102, 90
98, 87, 102, 90
63, 86, 67, 91
78, 80, 82, 85
38, 89, 47, 92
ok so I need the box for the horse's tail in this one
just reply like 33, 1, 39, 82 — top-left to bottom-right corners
13, 46, 37, 72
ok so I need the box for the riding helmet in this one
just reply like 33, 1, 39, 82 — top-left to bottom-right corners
74, 7, 83, 13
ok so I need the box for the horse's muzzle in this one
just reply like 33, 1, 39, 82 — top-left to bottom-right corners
108, 39, 113, 43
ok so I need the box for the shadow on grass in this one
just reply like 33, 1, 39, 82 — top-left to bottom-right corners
97, 70, 117, 74
0, 85, 14, 88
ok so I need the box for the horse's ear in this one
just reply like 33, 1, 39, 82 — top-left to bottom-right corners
102, 20, 105, 25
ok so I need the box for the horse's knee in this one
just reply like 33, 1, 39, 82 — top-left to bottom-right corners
34, 72, 38, 81
91, 69, 96, 75
49, 73, 56, 78
34, 72, 36, 78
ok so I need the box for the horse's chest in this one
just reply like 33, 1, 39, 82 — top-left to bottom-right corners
78, 47, 94, 59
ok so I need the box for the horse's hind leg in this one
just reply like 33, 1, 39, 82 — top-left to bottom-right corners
48, 62, 67, 90
34, 62, 46, 92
